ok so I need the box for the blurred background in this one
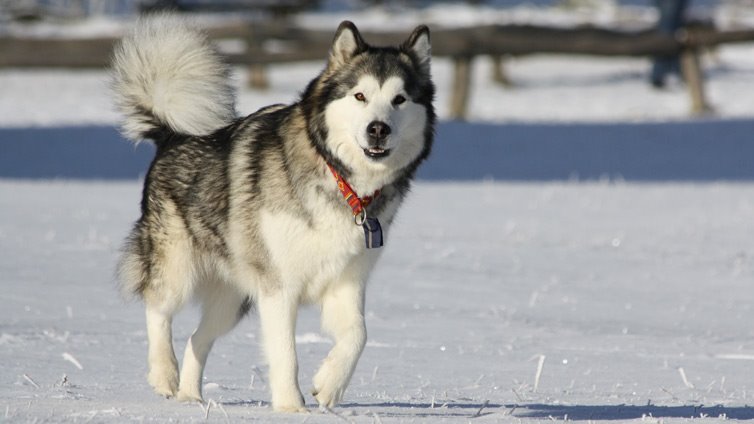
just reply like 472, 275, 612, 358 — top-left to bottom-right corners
1, 0, 754, 180
3, 4, 754, 421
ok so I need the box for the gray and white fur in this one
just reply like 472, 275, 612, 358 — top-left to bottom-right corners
112, 14, 435, 412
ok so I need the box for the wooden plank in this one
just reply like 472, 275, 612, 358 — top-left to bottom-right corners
0, 37, 115, 68
3, 24, 754, 69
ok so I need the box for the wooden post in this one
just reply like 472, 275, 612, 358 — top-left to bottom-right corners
245, 22, 269, 90
450, 56, 472, 121
490, 54, 512, 87
680, 48, 712, 115
248, 64, 269, 89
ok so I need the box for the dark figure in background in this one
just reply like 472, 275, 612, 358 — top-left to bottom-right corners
650, 0, 689, 88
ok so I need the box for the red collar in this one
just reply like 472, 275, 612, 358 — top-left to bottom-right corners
327, 164, 380, 219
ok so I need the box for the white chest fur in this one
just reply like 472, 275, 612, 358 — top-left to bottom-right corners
258, 198, 382, 303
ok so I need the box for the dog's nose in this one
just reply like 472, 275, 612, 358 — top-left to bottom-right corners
367, 121, 391, 142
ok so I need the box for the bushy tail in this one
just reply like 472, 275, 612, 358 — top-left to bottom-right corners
111, 14, 235, 142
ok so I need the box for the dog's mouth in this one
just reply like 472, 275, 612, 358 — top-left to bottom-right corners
364, 147, 391, 159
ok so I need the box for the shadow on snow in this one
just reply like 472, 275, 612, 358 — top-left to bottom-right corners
1, 119, 754, 181
336, 401, 754, 420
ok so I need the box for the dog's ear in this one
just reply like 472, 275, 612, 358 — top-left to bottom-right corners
403, 25, 431, 72
329, 21, 366, 67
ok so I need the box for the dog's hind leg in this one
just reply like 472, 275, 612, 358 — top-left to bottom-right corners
120, 233, 183, 398
141, 232, 195, 399
144, 302, 181, 398
177, 285, 249, 402
312, 279, 366, 409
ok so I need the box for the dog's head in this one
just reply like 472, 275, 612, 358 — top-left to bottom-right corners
303, 21, 435, 190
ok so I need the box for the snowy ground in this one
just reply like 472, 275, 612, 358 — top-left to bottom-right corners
2, 3, 754, 422
2, 181, 754, 422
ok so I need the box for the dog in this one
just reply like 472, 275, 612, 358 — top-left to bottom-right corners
112, 14, 435, 412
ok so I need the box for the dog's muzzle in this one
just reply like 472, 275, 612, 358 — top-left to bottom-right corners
364, 121, 391, 158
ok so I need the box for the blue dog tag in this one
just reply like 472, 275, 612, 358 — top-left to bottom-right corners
362, 217, 383, 249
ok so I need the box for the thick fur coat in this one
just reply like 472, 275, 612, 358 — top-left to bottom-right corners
112, 15, 435, 412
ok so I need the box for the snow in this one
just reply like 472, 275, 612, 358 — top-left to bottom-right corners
296, 2, 658, 31
2, 181, 753, 422
2, 3, 754, 422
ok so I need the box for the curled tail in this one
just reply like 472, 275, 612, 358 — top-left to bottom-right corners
111, 14, 235, 142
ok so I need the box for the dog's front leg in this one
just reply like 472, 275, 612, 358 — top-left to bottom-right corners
258, 290, 306, 413
312, 280, 366, 409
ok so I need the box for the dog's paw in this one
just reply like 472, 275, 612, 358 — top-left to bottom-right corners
273, 404, 309, 414
176, 389, 204, 403
272, 392, 307, 413
148, 367, 178, 398
177, 376, 204, 404
311, 367, 346, 409
311, 386, 345, 409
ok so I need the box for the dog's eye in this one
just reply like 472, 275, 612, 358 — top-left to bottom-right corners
392, 95, 406, 106
354, 92, 366, 102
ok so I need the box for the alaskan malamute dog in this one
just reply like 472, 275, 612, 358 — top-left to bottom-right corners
112, 15, 434, 412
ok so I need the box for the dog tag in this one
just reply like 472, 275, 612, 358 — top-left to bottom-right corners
362, 217, 383, 249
